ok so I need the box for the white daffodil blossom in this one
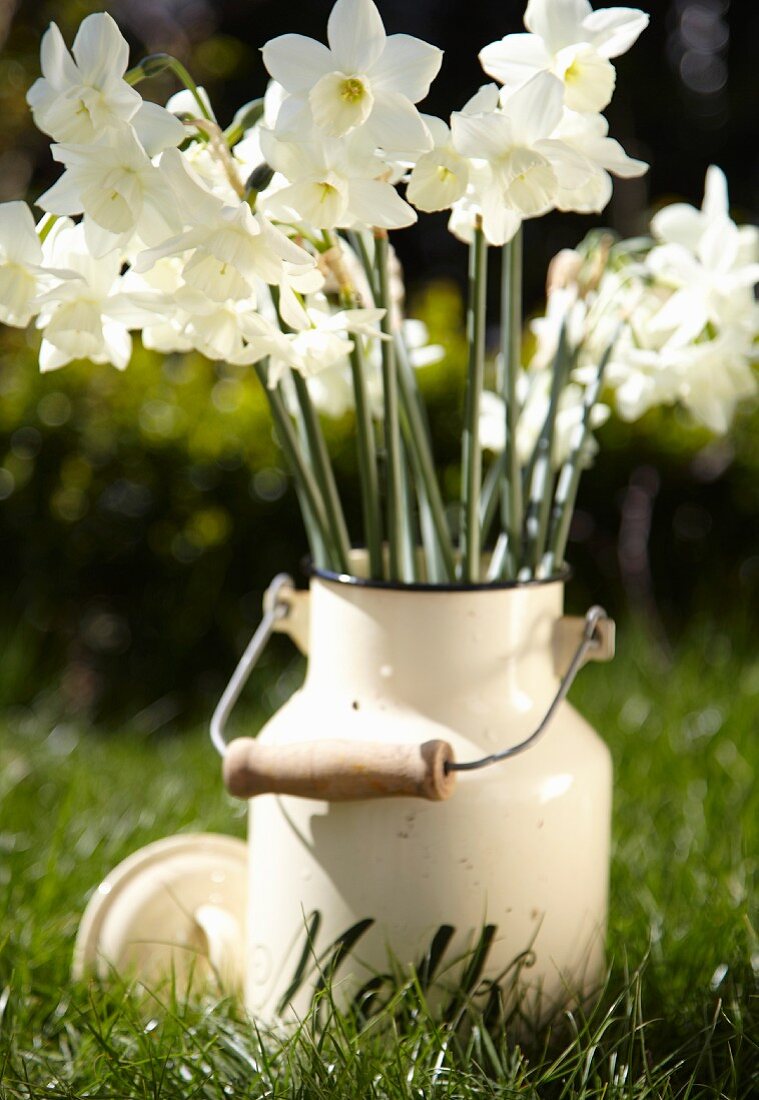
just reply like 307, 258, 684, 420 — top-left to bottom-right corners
645, 224, 759, 350
37, 128, 183, 257
0, 202, 46, 327
262, 0, 441, 153
33, 219, 156, 372
604, 321, 756, 434
265, 301, 388, 387
644, 165, 759, 347
552, 110, 647, 213
450, 73, 592, 244
119, 256, 194, 354
407, 116, 470, 214
650, 165, 759, 265
259, 128, 416, 231
479, 0, 649, 113
480, 374, 609, 468
133, 153, 315, 303
674, 328, 758, 435
175, 290, 266, 365
26, 13, 143, 143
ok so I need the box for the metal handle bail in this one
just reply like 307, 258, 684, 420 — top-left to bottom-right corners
447, 605, 611, 773
209, 573, 294, 757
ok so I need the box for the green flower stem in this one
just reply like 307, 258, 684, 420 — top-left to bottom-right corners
254, 362, 338, 569
347, 227, 454, 579
394, 334, 457, 582
125, 54, 213, 122
460, 222, 488, 583
479, 450, 507, 546
349, 226, 455, 581
322, 231, 383, 578
499, 230, 523, 577
398, 435, 418, 582
520, 324, 571, 576
290, 372, 351, 574
540, 338, 616, 576
347, 337, 384, 578
37, 214, 58, 244
375, 230, 405, 582
347, 230, 378, 300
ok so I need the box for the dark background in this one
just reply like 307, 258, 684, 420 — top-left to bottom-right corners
0, 0, 757, 725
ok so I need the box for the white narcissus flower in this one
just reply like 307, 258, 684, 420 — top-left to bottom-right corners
0, 202, 45, 327
644, 168, 759, 349
259, 129, 416, 230
262, 0, 441, 153
133, 150, 315, 303
406, 116, 470, 214
451, 73, 592, 244
26, 13, 143, 143
33, 219, 155, 372
480, 0, 649, 113
120, 257, 194, 354
674, 328, 758, 435
177, 290, 265, 364
552, 110, 647, 213
37, 128, 183, 256
264, 303, 387, 387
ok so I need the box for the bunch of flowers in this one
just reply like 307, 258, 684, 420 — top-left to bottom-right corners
1, 0, 757, 585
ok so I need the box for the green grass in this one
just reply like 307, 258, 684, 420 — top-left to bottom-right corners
1, 622, 757, 1098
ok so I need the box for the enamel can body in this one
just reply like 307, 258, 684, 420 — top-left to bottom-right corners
245, 574, 613, 1022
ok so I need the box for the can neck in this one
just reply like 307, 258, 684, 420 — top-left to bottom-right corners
303, 578, 566, 717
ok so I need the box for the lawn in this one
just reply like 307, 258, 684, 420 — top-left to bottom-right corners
1, 620, 757, 1098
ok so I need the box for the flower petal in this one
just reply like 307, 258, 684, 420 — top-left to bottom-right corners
582, 7, 650, 59
651, 203, 704, 249
71, 12, 130, 83
524, 0, 592, 52
365, 91, 432, 154
347, 178, 417, 229
36, 172, 84, 217
555, 44, 616, 112
261, 34, 334, 94
479, 33, 551, 87
132, 102, 186, 156
369, 34, 443, 102
267, 179, 350, 229
310, 71, 374, 136
503, 71, 563, 145
327, 0, 386, 73
451, 110, 512, 160
0, 201, 42, 264
462, 83, 501, 115
38, 23, 79, 90
702, 164, 729, 220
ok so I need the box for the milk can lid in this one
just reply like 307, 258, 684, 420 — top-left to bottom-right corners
72, 832, 247, 996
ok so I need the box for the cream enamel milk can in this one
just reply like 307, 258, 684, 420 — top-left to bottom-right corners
216, 562, 615, 1022
74, 562, 615, 1022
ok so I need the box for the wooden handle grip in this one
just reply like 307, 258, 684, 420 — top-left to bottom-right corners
222, 738, 456, 802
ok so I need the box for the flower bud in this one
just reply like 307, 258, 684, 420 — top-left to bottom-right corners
230, 98, 265, 135
133, 53, 174, 79
246, 162, 275, 196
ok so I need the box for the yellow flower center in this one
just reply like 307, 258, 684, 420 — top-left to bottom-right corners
436, 165, 454, 183
340, 77, 367, 104
563, 58, 583, 84
319, 182, 338, 203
